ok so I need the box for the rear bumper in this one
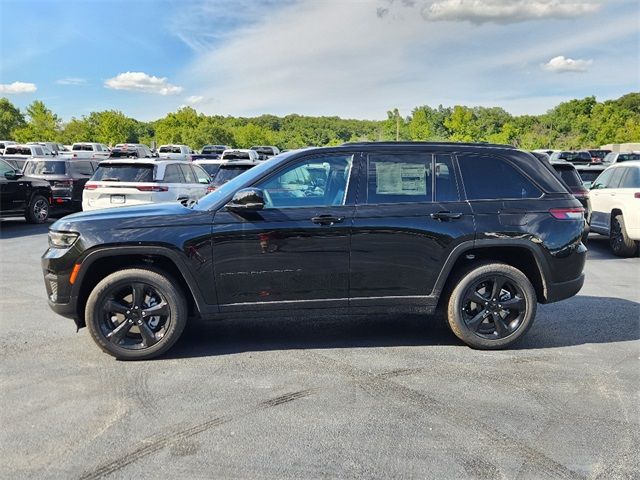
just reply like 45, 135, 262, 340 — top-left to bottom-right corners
544, 273, 585, 304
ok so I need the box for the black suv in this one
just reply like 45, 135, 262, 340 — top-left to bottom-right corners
23, 158, 98, 214
0, 159, 51, 223
42, 143, 586, 360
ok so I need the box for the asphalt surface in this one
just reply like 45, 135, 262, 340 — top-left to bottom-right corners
1, 217, 638, 480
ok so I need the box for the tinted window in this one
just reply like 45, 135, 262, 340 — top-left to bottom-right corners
4, 147, 31, 155
198, 163, 222, 177
459, 155, 542, 200
558, 151, 592, 162
368, 153, 432, 204
258, 155, 352, 208
92, 164, 155, 182
619, 168, 640, 188
576, 169, 604, 185
617, 153, 640, 162
435, 154, 459, 202
223, 151, 252, 160
608, 168, 626, 188
23, 161, 66, 175
70, 161, 94, 176
159, 146, 182, 154
163, 164, 184, 183
179, 164, 197, 183
553, 165, 582, 187
109, 148, 139, 158
212, 165, 254, 188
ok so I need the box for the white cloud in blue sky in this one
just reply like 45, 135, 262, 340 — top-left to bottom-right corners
0, 0, 637, 120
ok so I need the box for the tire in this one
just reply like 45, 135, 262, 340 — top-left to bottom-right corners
25, 194, 49, 224
446, 262, 537, 350
85, 268, 188, 360
609, 214, 637, 257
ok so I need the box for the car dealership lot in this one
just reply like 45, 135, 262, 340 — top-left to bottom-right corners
1, 219, 638, 479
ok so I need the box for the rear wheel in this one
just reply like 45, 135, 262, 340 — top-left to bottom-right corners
446, 262, 537, 349
85, 268, 187, 360
610, 214, 637, 257
25, 194, 49, 224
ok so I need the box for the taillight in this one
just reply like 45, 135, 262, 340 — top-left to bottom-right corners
206, 186, 216, 193
84, 183, 98, 190
136, 185, 169, 192
635, 192, 640, 199
590, 158, 601, 164
549, 207, 584, 220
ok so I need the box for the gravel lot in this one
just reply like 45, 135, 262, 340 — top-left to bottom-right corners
1, 218, 638, 480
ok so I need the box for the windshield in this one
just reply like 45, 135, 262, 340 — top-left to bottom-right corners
223, 152, 252, 160
194, 151, 297, 210
91, 164, 155, 182
159, 146, 182, 154
202, 146, 226, 154
212, 165, 254, 187
251, 147, 274, 155
23, 161, 66, 175
617, 153, 640, 162
109, 149, 139, 158
72, 144, 94, 151
558, 151, 591, 162
4, 147, 31, 155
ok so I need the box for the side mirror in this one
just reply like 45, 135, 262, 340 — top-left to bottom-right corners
226, 188, 265, 211
4, 170, 22, 180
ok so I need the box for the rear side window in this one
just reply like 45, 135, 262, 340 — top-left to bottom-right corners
179, 164, 197, 183
435, 154, 459, 202
608, 168, 626, 188
163, 164, 184, 183
553, 165, 582, 188
458, 155, 542, 200
618, 153, 640, 162
367, 153, 432, 204
92, 164, 154, 182
70, 161, 94, 176
619, 168, 640, 188
23, 161, 66, 175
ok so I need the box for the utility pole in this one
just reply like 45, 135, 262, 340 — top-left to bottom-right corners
396, 110, 400, 141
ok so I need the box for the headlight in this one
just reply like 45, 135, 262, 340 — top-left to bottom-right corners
48, 231, 79, 249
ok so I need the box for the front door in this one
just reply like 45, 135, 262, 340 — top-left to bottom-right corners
212, 153, 358, 312
349, 152, 475, 307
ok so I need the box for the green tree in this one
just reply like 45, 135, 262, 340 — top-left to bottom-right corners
12, 100, 61, 142
233, 123, 274, 147
0, 98, 25, 139
444, 106, 480, 142
408, 108, 432, 140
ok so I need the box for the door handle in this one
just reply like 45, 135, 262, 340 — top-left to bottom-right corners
430, 211, 463, 221
311, 215, 344, 225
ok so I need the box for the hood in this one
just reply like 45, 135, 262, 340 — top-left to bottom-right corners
51, 202, 208, 232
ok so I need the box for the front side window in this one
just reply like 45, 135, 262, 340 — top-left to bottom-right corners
0, 159, 13, 175
458, 155, 542, 200
367, 153, 432, 204
192, 165, 212, 184
257, 154, 353, 208
591, 168, 614, 189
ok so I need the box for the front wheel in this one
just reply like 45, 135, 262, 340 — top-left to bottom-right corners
446, 262, 537, 349
610, 214, 637, 257
25, 194, 49, 224
85, 268, 188, 360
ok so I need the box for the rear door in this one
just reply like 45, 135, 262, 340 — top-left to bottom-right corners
162, 164, 187, 201
590, 168, 624, 232
69, 160, 95, 202
349, 151, 474, 308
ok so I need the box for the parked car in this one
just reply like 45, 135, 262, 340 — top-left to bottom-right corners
587, 149, 611, 164
109, 145, 153, 159
70, 143, 111, 161
220, 149, 260, 162
3, 144, 54, 171
193, 159, 226, 178
22, 158, 98, 213
82, 160, 212, 211
549, 151, 593, 165
250, 145, 280, 160
158, 145, 194, 161
114, 143, 154, 158
602, 152, 640, 164
208, 160, 259, 191
192, 145, 229, 161
575, 165, 606, 189
588, 161, 640, 257
27, 142, 69, 156
42, 142, 586, 360
0, 158, 51, 223
0, 140, 17, 154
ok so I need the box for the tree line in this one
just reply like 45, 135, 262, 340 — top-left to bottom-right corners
0, 93, 638, 151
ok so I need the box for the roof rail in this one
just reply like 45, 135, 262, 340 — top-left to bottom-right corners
341, 141, 516, 149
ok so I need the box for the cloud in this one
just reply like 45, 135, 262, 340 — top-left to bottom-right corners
56, 77, 87, 86
542, 55, 593, 72
0, 81, 37, 94
421, 0, 601, 24
184, 95, 205, 105
104, 72, 183, 95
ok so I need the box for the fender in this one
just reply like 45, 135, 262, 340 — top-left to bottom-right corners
71, 245, 216, 317
430, 238, 550, 300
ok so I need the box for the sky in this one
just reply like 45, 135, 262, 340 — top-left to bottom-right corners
0, 0, 638, 121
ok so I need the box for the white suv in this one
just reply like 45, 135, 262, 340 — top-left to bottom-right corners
589, 161, 640, 257
71, 142, 111, 160
83, 160, 212, 211
158, 144, 194, 161
220, 149, 260, 162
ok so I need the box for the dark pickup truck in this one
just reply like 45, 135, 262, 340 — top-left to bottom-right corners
191, 145, 230, 161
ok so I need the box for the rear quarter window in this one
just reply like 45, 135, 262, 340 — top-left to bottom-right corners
553, 165, 582, 188
458, 155, 542, 200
